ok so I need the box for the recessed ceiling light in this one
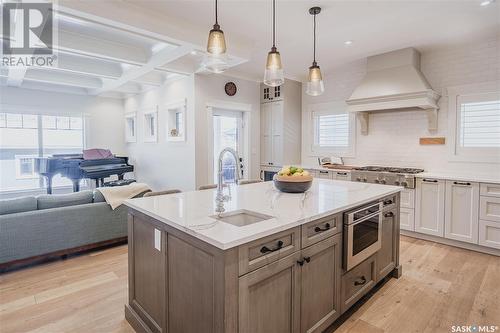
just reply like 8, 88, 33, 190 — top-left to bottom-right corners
190, 50, 198, 55
344, 40, 353, 46
480, 0, 493, 6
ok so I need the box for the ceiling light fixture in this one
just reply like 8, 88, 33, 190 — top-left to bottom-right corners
344, 40, 353, 46
201, 0, 229, 73
306, 7, 324, 96
263, 0, 284, 87
480, 0, 492, 5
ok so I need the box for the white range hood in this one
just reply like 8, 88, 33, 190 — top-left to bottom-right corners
346, 48, 440, 134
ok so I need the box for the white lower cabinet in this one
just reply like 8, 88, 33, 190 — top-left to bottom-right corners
399, 207, 415, 231
478, 220, 500, 249
480, 196, 500, 223
333, 171, 351, 181
444, 181, 479, 244
415, 178, 445, 237
317, 170, 333, 179
400, 189, 415, 209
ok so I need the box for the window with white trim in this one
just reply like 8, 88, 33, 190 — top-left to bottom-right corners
0, 112, 85, 192
449, 82, 500, 163
309, 102, 355, 156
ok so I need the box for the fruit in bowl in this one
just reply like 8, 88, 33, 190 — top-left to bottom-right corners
274, 166, 313, 193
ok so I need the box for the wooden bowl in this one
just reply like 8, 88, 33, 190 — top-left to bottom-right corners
273, 175, 313, 193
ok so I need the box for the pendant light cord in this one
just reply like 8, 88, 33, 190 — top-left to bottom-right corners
215, 0, 218, 25
272, 0, 276, 48
313, 12, 316, 63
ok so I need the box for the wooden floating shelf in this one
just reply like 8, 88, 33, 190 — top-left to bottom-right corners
420, 137, 445, 145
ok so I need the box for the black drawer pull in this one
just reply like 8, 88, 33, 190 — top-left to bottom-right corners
337, 172, 347, 175
319, 171, 329, 174
423, 179, 438, 183
354, 276, 367, 286
384, 212, 394, 218
304, 256, 311, 263
314, 223, 331, 233
260, 240, 284, 254
454, 181, 471, 186
383, 199, 393, 205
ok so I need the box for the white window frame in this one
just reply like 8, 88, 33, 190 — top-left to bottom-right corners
163, 99, 187, 142
307, 101, 356, 157
448, 81, 500, 164
143, 107, 158, 143
125, 112, 137, 143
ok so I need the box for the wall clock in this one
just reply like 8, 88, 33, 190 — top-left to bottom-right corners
224, 82, 237, 96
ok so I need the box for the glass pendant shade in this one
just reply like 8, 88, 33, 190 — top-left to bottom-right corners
264, 48, 284, 87
306, 64, 324, 96
207, 25, 226, 55
201, 52, 229, 73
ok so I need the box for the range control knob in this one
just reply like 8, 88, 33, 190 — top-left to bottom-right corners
356, 177, 362, 181
394, 181, 401, 186
380, 179, 387, 184
363, 178, 367, 182
401, 181, 408, 187
374, 179, 380, 184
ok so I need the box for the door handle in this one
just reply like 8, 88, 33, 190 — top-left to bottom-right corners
354, 276, 367, 286
260, 240, 284, 254
453, 181, 471, 186
314, 223, 331, 233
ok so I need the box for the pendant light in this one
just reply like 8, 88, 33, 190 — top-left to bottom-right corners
201, 0, 229, 73
263, 0, 284, 87
306, 7, 324, 96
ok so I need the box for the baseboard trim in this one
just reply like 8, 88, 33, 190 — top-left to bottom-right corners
0, 236, 128, 273
401, 231, 500, 256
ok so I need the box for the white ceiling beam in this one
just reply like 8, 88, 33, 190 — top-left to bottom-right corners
38, 56, 123, 79
25, 69, 103, 89
56, 30, 149, 65
89, 44, 193, 95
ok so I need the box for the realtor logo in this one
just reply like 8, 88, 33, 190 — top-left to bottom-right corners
2, 2, 57, 67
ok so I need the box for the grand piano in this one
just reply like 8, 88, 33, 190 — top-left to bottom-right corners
34, 153, 134, 194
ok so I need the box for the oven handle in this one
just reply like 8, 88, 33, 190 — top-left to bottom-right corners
348, 211, 382, 226
348, 202, 382, 220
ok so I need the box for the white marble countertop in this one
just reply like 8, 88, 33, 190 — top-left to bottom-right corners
417, 172, 500, 184
125, 179, 402, 250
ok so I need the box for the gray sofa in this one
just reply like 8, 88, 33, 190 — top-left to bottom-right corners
0, 190, 144, 271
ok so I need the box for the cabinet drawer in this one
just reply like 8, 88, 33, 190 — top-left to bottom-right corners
480, 183, 500, 198
480, 196, 500, 223
238, 227, 300, 276
400, 189, 415, 209
341, 256, 376, 313
301, 214, 341, 248
479, 220, 500, 250
317, 170, 333, 179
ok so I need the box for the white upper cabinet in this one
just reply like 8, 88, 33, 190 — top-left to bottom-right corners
444, 180, 479, 244
415, 178, 445, 237
260, 80, 301, 167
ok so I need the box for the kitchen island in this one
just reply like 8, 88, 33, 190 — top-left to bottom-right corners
124, 179, 402, 333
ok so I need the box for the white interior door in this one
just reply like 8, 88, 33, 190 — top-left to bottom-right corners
212, 109, 245, 184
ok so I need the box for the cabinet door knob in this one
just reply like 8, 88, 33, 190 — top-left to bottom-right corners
314, 223, 331, 233
354, 276, 367, 286
260, 240, 284, 254
297, 259, 305, 266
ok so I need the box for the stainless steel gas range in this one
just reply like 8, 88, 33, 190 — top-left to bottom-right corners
351, 166, 424, 189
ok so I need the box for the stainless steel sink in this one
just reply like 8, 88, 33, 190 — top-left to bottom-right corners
211, 210, 273, 227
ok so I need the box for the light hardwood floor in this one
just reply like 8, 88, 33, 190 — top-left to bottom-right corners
0, 236, 498, 333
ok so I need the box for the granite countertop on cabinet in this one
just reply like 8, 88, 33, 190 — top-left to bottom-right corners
125, 179, 402, 250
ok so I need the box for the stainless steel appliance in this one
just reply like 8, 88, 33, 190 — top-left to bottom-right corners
262, 170, 278, 181
351, 166, 424, 189
343, 200, 384, 271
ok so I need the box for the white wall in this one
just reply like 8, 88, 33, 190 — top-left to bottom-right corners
0, 86, 126, 155
124, 76, 196, 191
301, 37, 500, 178
194, 74, 261, 187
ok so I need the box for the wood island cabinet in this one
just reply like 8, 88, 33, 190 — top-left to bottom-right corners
126, 195, 400, 333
